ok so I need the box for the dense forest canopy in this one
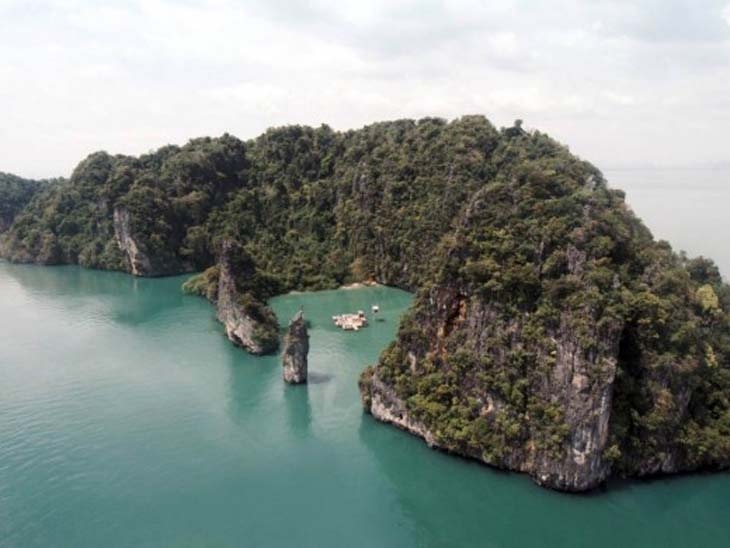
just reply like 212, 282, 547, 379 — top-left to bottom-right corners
2, 115, 729, 491
0, 172, 56, 233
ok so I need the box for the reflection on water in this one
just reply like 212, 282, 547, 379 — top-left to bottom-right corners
284, 384, 312, 438
306, 371, 334, 385
357, 411, 730, 547
2, 257, 730, 548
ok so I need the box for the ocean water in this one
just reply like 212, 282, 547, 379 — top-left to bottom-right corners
2, 168, 730, 547
1, 261, 729, 548
605, 168, 730, 277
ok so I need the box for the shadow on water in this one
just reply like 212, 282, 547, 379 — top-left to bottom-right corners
307, 371, 334, 385
602, 468, 730, 496
356, 414, 488, 548
0, 262, 195, 327
357, 409, 730, 548
222, 338, 280, 428
283, 383, 312, 437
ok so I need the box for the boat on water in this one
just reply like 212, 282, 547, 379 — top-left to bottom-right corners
332, 310, 368, 330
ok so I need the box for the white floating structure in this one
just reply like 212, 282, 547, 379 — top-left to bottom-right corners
332, 310, 368, 331
371, 304, 380, 314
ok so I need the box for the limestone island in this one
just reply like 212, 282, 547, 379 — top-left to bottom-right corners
283, 310, 309, 384
2, 116, 730, 492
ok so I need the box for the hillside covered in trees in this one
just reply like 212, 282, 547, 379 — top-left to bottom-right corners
2, 116, 730, 491
0, 173, 54, 233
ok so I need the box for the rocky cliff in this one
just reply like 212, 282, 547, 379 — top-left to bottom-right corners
3, 117, 730, 491
215, 240, 279, 355
360, 290, 622, 491
113, 207, 152, 276
282, 310, 309, 383
360, 163, 730, 491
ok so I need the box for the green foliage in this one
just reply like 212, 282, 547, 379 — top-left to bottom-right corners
4, 116, 730, 475
0, 172, 56, 232
696, 284, 720, 314
1, 136, 247, 271
182, 266, 219, 300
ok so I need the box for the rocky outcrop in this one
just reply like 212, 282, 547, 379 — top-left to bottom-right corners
359, 169, 730, 492
215, 240, 279, 355
5, 117, 730, 492
282, 310, 309, 383
112, 206, 190, 276
113, 207, 152, 276
361, 289, 622, 491
364, 371, 438, 447
529, 309, 620, 490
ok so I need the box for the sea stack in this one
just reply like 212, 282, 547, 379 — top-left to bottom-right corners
215, 240, 280, 355
282, 310, 309, 384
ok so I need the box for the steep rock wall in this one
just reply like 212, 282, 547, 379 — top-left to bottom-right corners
113, 207, 151, 276
282, 311, 309, 383
215, 241, 279, 355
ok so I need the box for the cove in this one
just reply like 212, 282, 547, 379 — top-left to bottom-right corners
1, 262, 729, 548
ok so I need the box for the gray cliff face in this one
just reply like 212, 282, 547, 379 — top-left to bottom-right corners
113, 207, 152, 276
215, 241, 279, 355
366, 372, 437, 447
357, 187, 648, 492
112, 206, 190, 276
282, 311, 309, 384
529, 310, 620, 490
362, 279, 625, 492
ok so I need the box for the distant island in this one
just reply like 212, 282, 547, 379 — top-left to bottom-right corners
2, 116, 729, 492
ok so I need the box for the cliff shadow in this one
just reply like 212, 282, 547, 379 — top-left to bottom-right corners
306, 371, 334, 384
222, 338, 281, 427
356, 414, 553, 547
284, 382, 313, 437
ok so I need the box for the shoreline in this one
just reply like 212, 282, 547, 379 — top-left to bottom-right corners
339, 281, 379, 290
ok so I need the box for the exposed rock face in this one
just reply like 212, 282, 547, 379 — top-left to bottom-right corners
113, 207, 152, 276
215, 240, 279, 355
363, 370, 438, 447
112, 206, 192, 277
4, 118, 730, 492
361, 287, 622, 491
360, 175, 730, 492
282, 310, 309, 383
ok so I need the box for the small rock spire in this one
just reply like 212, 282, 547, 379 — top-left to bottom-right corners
282, 309, 309, 384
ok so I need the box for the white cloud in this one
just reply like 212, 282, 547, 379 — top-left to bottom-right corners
603, 92, 637, 106
487, 32, 520, 59
204, 83, 289, 116
1, 0, 730, 177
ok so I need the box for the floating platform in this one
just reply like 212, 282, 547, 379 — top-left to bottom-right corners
332, 310, 368, 331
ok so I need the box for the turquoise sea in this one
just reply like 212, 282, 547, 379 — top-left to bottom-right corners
1, 168, 730, 547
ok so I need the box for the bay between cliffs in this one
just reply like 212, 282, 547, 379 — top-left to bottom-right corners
1, 261, 729, 547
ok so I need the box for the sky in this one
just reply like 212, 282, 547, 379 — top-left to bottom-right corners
1, 0, 729, 179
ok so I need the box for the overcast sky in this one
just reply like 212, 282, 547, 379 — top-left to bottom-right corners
1, 0, 729, 178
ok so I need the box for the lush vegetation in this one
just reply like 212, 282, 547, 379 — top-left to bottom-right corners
3, 116, 730, 480
0, 172, 54, 232
358, 124, 730, 476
